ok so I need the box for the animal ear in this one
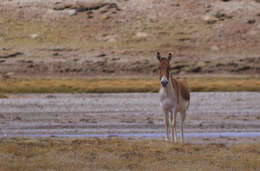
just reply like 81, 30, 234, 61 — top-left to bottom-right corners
168, 52, 173, 61
156, 52, 161, 60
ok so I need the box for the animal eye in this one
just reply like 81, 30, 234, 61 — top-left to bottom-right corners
158, 67, 161, 70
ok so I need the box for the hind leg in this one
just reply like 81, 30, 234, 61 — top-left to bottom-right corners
180, 111, 186, 143
169, 111, 174, 142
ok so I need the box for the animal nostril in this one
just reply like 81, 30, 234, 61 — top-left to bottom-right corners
161, 80, 168, 86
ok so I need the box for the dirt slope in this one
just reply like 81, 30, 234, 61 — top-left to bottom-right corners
0, 0, 260, 77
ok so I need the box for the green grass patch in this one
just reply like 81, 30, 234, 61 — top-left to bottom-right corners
0, 77, 259, 93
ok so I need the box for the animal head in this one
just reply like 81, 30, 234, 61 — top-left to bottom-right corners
156, 52, 172, 87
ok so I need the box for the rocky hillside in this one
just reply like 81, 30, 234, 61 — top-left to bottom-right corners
0, 0, 259, 77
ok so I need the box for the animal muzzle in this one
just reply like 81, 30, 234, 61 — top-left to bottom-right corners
161, 77, 168, 87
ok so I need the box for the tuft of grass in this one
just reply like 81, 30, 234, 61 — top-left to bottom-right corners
0, 77, 259, 93
0, 137, 260, 171
0, 94, 8, 98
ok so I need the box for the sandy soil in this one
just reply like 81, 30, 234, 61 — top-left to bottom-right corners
0, 92, 260, 144
0, 0, 260, 78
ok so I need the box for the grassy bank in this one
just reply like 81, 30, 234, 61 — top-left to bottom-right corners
0, 77, 259, 94
0, 137, 259, 171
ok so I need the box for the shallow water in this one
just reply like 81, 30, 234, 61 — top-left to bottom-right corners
0, 92, 260, 139
2, 132, 260, 138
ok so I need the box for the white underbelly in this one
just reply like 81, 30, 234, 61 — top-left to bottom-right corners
160, 98, 176, 112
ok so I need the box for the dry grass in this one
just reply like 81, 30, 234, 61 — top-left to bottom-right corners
0, 137, 259, 171
189, 77, 260, 92
0, 77, 259, 93
0, 94, 8, 98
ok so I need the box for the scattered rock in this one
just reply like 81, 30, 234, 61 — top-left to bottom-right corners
1, 48, 10, 51
27, 64, 34, 68
68, 9, 77, 16
18, 60, 33, 63
53, 2, 120, 13
53, 52, 59, 56
0, 52, 23, 59
112, 57, 120, 61
146, 117, 154, 124
13, 116, 22, 121
178, 38, 191, 42
30, 34, 40, 39
135, 32, 148, 38
65, 68, 70, 72
191, 66, 201, 73
102, 68, 115, 73
79, 118, 90, 122
237, 65, 250, 71
40, 48, 78, 52
26, 60, 33, 63
202, 15, 217, 24
53, 2, 75, 10
111, 11, 117, 14
100, 9, 108, 14
248, 19, 256, 24
96, 53, 106, 57
228, 61, 238, 67
215, 12, 232, 21
216, 63, 224, 67
96, 61, 105, 66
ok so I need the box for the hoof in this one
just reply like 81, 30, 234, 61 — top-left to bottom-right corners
165, 137, 169, 141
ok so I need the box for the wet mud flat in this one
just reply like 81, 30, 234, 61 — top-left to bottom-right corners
0, 92, 260, 143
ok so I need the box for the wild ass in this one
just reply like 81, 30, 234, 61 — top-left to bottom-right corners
157, 52, 190, 143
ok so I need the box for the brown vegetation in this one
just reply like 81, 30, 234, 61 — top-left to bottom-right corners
0, 77, 259, 93
0, 137, 259, 171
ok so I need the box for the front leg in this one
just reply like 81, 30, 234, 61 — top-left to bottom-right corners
173, 110, 178, 142
164, 112, 169, 141
169, 111, 175, 142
